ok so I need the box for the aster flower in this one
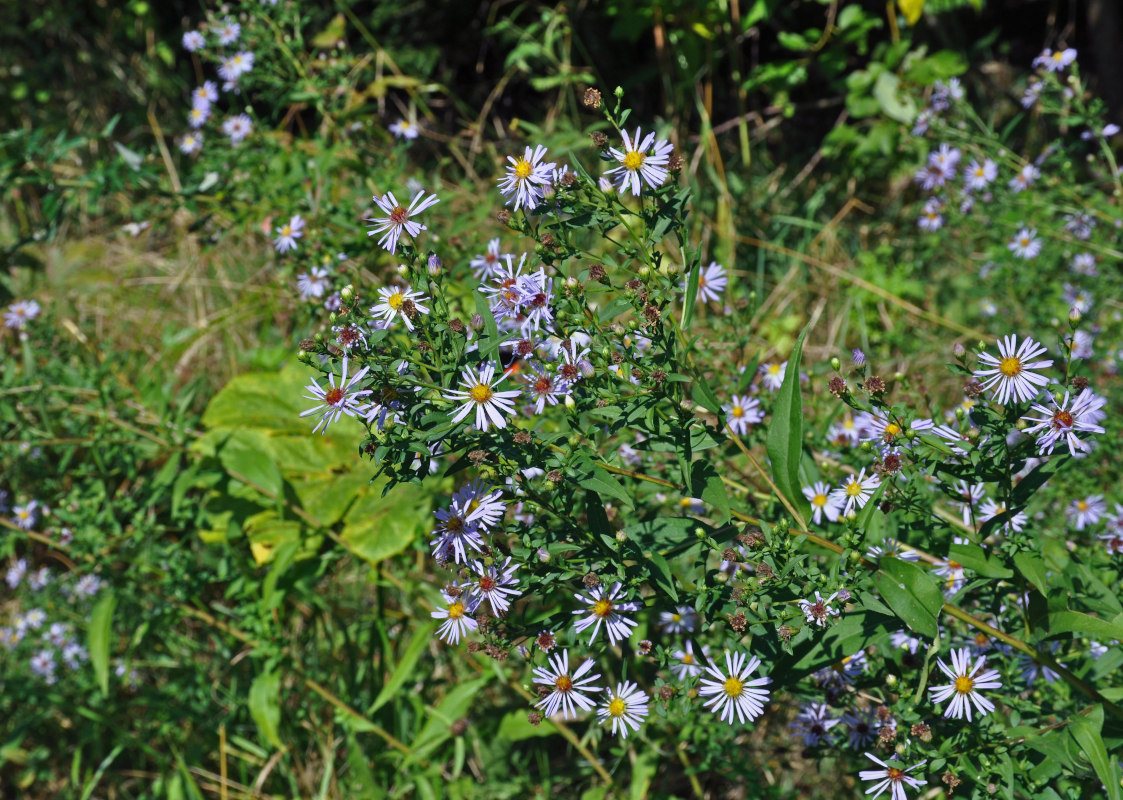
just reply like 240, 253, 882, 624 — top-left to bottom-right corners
891, 630, 923, 655
597, 680, 649, 739
272, 214, 305, 253
1007, 227, 1042, 259
371, 285, 431, 331
332, 323, 368, 352
296, 266, 330, 300
815, 652, 867, 689
698, 650, 771, 725
178, 131, 203, 155
1062, 283, 1093, 313
859, 753, 927, 800
932, 558, 968, 597
803, 481, 844, 525
452, 479, 506, 531
1021, 388, 1106, 456
187, 105, 210, 129
532, 650, 602, 719
724, 394, 764, 436
917, 197, 944, 231
30, 650, 57, 684
218, 51, 254, 83
470, 238, 511, 281
498, 145, 555, 213
1066, 495, 1106, 530
605, 127, 673, 195
974, 335, 1053, 405
468, 557, 519, 616
1070, 253, 1098, 277
5, 559, 27, 589
1008, 164, 1039, 193
964, 158, 997, 191
1018, 648, 1062, 686
12, 501, 39, 530
216, 18, 241, 45
429, 504, 484, 565
799, 591, 840, 627
444, 362, 521, 431
222, 113, 253, 144
929, 647, 1003, 721
4, 300, 41, 329
866, 537, 920, 561
572, 581, 641, 646
366, 190, 440, 254
523, 362, 569, 414
693, 261, 727, 303
790, 703, 840, 747
670, 641, 708, 680
182, 30, 205, 51
759, 361, 787, 391
191, 80, 218, 109
658, 605, 698, 634
299, 357, 372, 434
389, 118, 419, 140
979, 499, 1028, 535
431, 586, 479, 645
830, 469, 880, 516
1035, 47, 1076, 72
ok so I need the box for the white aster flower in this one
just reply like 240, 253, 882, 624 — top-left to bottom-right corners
658, 605, 698, 635
523, 362, 569, 414
1035, 47, 1076, 72
187, 104, 210, 129
222, 113, 253, 145
1021, 388, 1106, 456
470, 238, 511, 281
724, 394, 764, 436
178, 131, 203, 155
498, 145, 555, 212
389, 118, 419, 140
218, 51, 254, 82
929, 647, 1003, 721
597, 680, 649, 739
859, 753, 927, 800
1070, 253, 1098, 276
296, 266, 330, 300
299, 357, 371, 434
803, 481, 844, 524
273, 214, 305, 253
1066, 494, 1106, 530
1008, 164, 1039, 193
692, 261, 727, 303
866, 537, 920, 561
469, 557, 519, 616
759, 361, 787, 391
532, 649, 602, 719
670, 640, 708, 680
790, 702, 840, 747
979, 498, 1028, 535
572, 581, 640, 646
830, 468, 880, 516
964, 158, 997, 190
698, 650, 771, 725
216, 18, 241, 45
182, 30, 205, 51
444, 362, 521, 431
799, 591, 840, 627
366, 190, 440, 254
1007, 227, 1042, 259
605, 127, 673, 195
371, 285, 431, 331
973, 335, 1053, 405
191, 80, 218, 109
431, 586, 479, 645
4, 300, 41, 329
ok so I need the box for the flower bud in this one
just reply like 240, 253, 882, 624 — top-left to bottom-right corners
329, 312, 337, 324
340, 284, 355, 304
565, 276, 579, 290
615, 529, 627, 543
1068, 307, 1081, 325
614, 86, 624, 98
578, 360, 595, 378
953, 342, 966, 358
396, 263, 409, 275
830, 357, 841, 371
427, 253, 442, 276
564, 394, 575, 409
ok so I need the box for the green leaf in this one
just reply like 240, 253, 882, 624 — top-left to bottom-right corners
948, 543, 1013, 579
248, 668, 283, 750
1044, 611, 1123, 642
690, 460, 730, 525
765, 322, 812, 524
219, 432, 284, 500
690, 378, 722, 416
1068, 706, 1122, 800
681, 258, 701, 329
1014, 552, 1049, 596
88, 592, 118, 696
873, 558, 943, 639
473, 292, 501, 361
648, 552, 678, 602
1012, 456, 1070, 508
339, 484, 429, 566
369, 622, 438, 714
872, 72, 917, 124
497, 710, 559, 741
577, 461, 633, 508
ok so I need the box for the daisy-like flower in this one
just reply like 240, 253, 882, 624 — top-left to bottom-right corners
470, 238, 511, 281
815, 651, 868, 690
299, 357, 372, 434
659, 605, 698, 635
952, 480, 986, 526
497, 145, 555, 213
799, 591, 840, 627
218, 51, 255, 83
699, 650, 771, 725
366, 190, 440, 254
597, 680, 649, 739
670, 640, 708, 680
371, 285, 431, 331
964, 158, 997, 191
917, 197, 944, 231
1035, 47, 1077, 72
693, 261, 727, 304
605, 127, 673, 195
389, 118, 419, 140
891, 630, 924, 654
973, 335, 1053, 405
979, 498, 1028, 535
4, 300, 41, 329
1066, 495, 1106, 530
859, 753, 927, 800
523, 362, 568, 414
5, 558, 27, 589
296, 266, 330, 300
429, 505, 484, 565
452, 479, 507, 531
191, 80, 218, 109
1071, 253, 1098, 276
929, 647, 1003, 721
1007, 227, 1042, 259
724, 394, 764, 436
468, 557, 519, 616
187, 104, 210, 129
1018, 651, 1062, 686
830, 469, 880, 516
532, 650, 602, 719
1062, 283, 1093, 314
431, 586, 479, 644
1063, 213, 1095, 240
790, 703, 840, 747
759, 361, 787, 391
932, 558, 968, 596
222, 113, 253, 144
12, 501, 39, 530
269, 214, 304, 254
444, 362, 521, 431
182, 30, 205, 51
1022, 388, 1106, 456
866, 537, 920, 561
803, 481, 844, 525
572, 581, 641, 646
1008, 164, 1039, 193
179, 131, 203, 155
216, 18, 241, 45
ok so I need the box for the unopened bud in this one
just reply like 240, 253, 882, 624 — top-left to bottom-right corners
470, 313, 484, 330
340, 284, 355, 303
830, 357, 841, 371
564, 394, 575, 409
396, 263, 409, 275
578, 360, 595, 378
614, 86, 624, 98
955, 406, 965, 421
615, 529, 627, 543
565, 276, 579, 290
428, 253, 442, 276
1053, 390, 1065, 405
1068, 307, 1081, 325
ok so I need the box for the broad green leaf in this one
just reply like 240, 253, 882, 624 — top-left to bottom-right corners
88, 592, 118, 696
262, 540, 300, 611
765, 322, 812, 524
873, 72, 917, 124
1069, 706, 1122, 800
648, 552, 678, 602
948, 543, 1014, 579
473, 292, 501, 361
690, 460, 730, 525
1014, 552, 1049, 596
219, 432, 284, 499
1012, 456, 1069, 508
497, 710, 559, 741
369, 622, 438, 714
1044, 611, 1123, 642
577, 462, 633, 508
873, 558, 943, 639
339, 484, 429, 566
690, 378, 722, 416
248, 668, 283, 750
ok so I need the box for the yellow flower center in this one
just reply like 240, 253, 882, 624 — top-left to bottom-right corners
469, 384, 493, 403
447, 601, 465, 619
723, 676, 743, 697
768, 364, 781, 375
623, 150, 645, 171
812, 493, 827, 507
845, 480, 862, 497
671, 613, 682, 622
387, 292, 404, 310
954, 675, 974, 694
682, 653, 694, 664
555, 675, 573, 692
608, 697, 626, 717
884, 423, 901, 437
514, 159, 533, 179
998, 356, 1022, 377
732, 406, 744, 418
887, 767, 904, 781
592, 598, 612, 618
1077, 500, 1089, 512
1052, 51, 1064, 62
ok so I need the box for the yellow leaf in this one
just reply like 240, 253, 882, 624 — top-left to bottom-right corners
898, 0, 925, 25
250, 541, 274, 566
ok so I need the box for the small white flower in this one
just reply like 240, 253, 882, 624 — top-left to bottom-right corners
692, 261, 727, 304
182, 30, 205, 52
191, 80, 218, 108
724, 394, 764, 436
218, 51, 254, 82
532, 650, 602, 719
498, 145, 556, 213
431, 586, 479, 645
389, 118, 419, 140
929, 647, 1003, 721
1035, 47, 1076, 72
216, 18, 241, 45
470, 238, 511, 281
187, 104, 210, 129
1021, 388, 1106, 456
597, 680, 649, 739
1007, 227, 1042, 259
830, 468, 880, 516
12, 501, 39, 530
178, 131, 203, 155
790, 703, 840, 747
1066, 495, 1106, 530
1070, 253, 1098, 276
799, 591, 840, 627
759, 361, 787, 391
572, 581, 640, 646
222, 113, 253, 144
299, 357, 372, 434
468, 557, 519, 616
866, 537, 920, 561
803, 481, 844, 524
1008, 164, 1039, 193
698, 650, 771, 725
371, 285, 431, 331
296, 266, 331, 300
973, 335, 1053, 405
979, 498, 1028, 535
365, 190, 440, 254
670, 640, 708, 680
859, 753, 927, 800
444, 362, 522, 431
605, 127, 673, 195
964, 158, 997, 191
4, 300, 41, 330
658, 605, 698, 634
273, 214, 305, 253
